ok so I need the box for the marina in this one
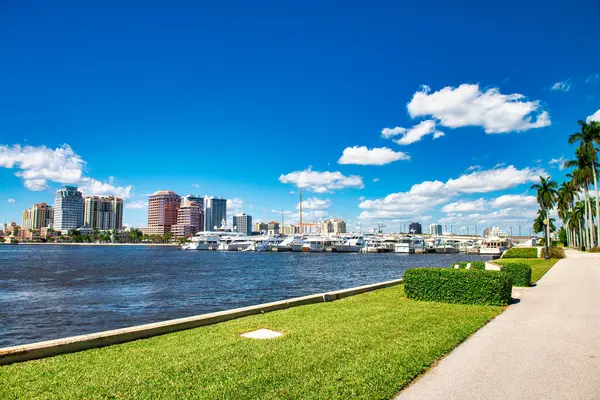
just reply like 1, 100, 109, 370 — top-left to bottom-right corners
0, 245, 492, 348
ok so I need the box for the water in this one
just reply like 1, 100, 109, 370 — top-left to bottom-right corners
0, 245, 492, 347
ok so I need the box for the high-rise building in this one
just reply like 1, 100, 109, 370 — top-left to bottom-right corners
84, 196, 124, 231
321, 219, 346, 235
233, 213, 252, 235
147, 190, 181, 235
429, 223, 443, 235
409, 222, 422, 234
205, 197, 227, 231
254, 222, 267, 233
172, 199, 204, 238
53, 186, 84, 233
282, 224, 296, 235
22, 208, 33, 230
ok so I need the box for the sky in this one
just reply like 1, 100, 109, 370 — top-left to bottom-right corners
1, 0, 600, 234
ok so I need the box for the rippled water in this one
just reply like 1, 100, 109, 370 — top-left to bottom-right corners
0, 245, 492, 347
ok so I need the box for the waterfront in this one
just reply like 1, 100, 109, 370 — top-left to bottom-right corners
0, 245, 491, 347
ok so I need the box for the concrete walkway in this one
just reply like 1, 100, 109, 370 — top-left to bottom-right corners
397, 250, 600, 400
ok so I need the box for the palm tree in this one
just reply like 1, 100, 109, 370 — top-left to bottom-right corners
558, 181, 578, 246
531, 176, 559, 258
565, 152, 596, 249
569, 120, 600, 245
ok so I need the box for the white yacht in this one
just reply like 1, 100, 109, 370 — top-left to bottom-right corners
273, 236, 302, 252
181, 232, 221, 250
434, 239, 459, 254
301, 237, 327, 252
394, 236, 425, 254
479, 236, 510, 255
335, 236, 364, 253
217, 235, 255, 251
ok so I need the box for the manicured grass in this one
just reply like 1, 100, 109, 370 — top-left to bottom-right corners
495, 258, 559, 284
0, 286, 502, 400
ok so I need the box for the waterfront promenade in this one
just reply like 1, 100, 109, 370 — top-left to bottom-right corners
397, 249, 600, 399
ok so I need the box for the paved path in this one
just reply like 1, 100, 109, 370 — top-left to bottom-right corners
397, 250, 600, 400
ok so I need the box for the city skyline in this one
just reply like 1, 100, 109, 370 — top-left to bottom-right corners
1, 1, 600, 233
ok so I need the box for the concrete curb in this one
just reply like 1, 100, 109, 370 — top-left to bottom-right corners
0, 278, 403, 365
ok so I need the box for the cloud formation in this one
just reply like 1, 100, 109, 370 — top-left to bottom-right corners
338, 146, 410, 165
0, 144, 132, 198
279, 167, 364, 193
7, 198, 16, 203
407, 84, 551, 133
358, 165, 544, 220
549, 156, 566, 170
551, 80, 572, 92
296, 197, 332, 210
587, 109, 600, 123
125, 200, 148, 209
381, 120, 445, 145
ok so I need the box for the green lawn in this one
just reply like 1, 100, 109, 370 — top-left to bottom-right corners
496, 258, 559, 283
0, 286, 502, 400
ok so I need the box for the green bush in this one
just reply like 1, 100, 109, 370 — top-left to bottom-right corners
502, 248, 538, 259
404, 268, 512, 306
449, 261, 486, 270
499, 262, 532, 287
541, 247, 566, 259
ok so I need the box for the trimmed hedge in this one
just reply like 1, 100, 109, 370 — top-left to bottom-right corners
449, 261, 486, 270
404, 268, 512, 306
502, 248, 538, 259
499, 262, 532, 287
541, 247, 566, 259
588, 247, 600, 253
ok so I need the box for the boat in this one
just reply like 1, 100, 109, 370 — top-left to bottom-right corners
360, 237, 390, 253
301, 237, 327, 252
479, 236, 510, 255
335, 236, 365, 253
253, 236, 282, 252
434, 239, 459, 253
181, 232, 221, 250
394, 236, 425, 254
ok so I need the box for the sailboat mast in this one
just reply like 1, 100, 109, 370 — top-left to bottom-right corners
281, 209, 285, 238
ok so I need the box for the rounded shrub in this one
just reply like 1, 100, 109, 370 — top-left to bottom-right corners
541, 247, 566, 259
404, 268, 512, 306
499, 262, 532, 287
502, 248, 538, 259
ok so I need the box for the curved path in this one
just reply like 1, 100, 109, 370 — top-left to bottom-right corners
397, 250, 600, 400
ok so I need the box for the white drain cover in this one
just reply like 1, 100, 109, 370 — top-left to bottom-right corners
240, 328, 283, 339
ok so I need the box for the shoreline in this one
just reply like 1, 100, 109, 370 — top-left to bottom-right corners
8, 242, 178, 247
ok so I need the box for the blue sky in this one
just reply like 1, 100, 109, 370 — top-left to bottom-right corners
1, 0, 599, 233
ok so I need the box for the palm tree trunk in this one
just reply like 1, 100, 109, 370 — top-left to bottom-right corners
592, 160, 600, 247
585, 187, 595, 248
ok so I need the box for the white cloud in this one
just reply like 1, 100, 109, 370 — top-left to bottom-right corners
338, 146, 410, 165
549, 156, 566, 170
79, 176, 132, 199
358, 165, 544, 220
372, 178, 380, 183
445, 165, 544, 194
551, 80, 572, 92
466, 165, 481, 171
441, 198, 486, 213
381, 120, 445, 145
0, 144, 132, 198
192, 183, 200, 188
227, 198, 244, 215
7, 198, 16, 203
407, 83, 551, 133
125, 200, 148, 209
279, 167, 364, 193
489, 194, 537, 208
296, 197, 332, 210
587, 109, 600, 123
289, 190, 295, 195
440, 207, 538, 226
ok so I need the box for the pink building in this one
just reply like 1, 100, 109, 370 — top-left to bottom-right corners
146, 190, 181, 235
171, 200, 204, 238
